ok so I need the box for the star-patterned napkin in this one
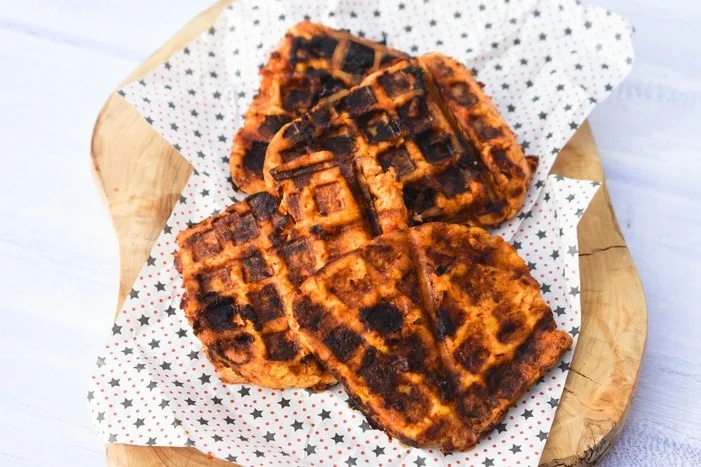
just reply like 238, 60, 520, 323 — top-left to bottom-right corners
87, 1, 634, 465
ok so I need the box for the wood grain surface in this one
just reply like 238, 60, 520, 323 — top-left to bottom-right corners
90, 1, 647, 465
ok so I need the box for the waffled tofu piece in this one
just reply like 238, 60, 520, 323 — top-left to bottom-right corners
230, 21, 408, 193
265, 55, 534, 232
291, 223, 571, 451
175, 192, 335, 389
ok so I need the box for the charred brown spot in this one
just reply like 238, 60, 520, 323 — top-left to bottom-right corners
448, 82, 479, 108
316, 71, 347, 99
472, 117, 503, 140
198, 267, 230, 293
402, 181, 436, 216
282, 119, 312, 144
404, 334, 428, 372
342, 41, 376, 75
324, 326, 363, 362
278, 239, 316, 286
221, 212, 258, 246
199, 296, 239, 332
293, 297, 326, 332
359, 301, 404, 335
435, 297, 465, 339
263, 331, 299, 361
313, 181, 345, 215
397, 270, 422, 305
362, 242, 399, 273
281, 76, 317, 111
243, 140, 268, 176
190, 231, 222, 261
380, 53, 403, 66
497, 317, 525, 344
309, 35, 338, 58
280, 143, 308, 162
358, 347, 398, 395
315, 126, 355, 159
357, 110, 400, 143
435, 168, 469, 198
328, 270, 372, 307
459, 384, 494, 420
247, 192, 279, 221
388, 386, 428, 423
430, 370, 457, 402
454, 335, 489, 373
247, 283, 284, 326
310, 105, 331, 128
486, 363, 525, 400
398, 96, 434, 135
259, 114, 292, 138
343, 86, 377, 117
378, 70, 411, 97
415, 130, 455, 163
378, 146, 415, 177
241, 249, 272, 284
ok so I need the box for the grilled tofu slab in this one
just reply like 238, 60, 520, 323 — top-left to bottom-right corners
291, 223, 571, 451
229, 21, 408, 193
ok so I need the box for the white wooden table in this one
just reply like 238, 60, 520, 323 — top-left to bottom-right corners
0, 1, 699, 465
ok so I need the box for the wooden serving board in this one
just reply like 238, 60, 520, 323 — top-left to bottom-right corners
91, 1, 647, 465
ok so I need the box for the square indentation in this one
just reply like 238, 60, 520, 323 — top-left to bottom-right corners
378, 146, 415, 177
472, 117, 503, 141
243, 140, 268, 174
402, 181, 437, 215
435, 168, 470, 198
314, 182, 346, 216
449, 83, 478, 108
414, 131, 455, 163
281, 76, 315, 112
198, 267, 231, 293
248, 283, 284, 325
328, 267, 372, 307
397, 96, 434, 135
190, 230, 222, 261
342, 86, 377, 117
309, 35, 338, 59
241, 249, 272, 284
357, 111, 400, 143
315, 126, 355, 160
342, 41, 375, 75
278, 239, 316, 286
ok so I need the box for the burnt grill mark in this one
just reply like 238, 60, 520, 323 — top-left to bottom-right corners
404, 334, 427, 372
497, 318, 525, 344
359, 301, 404, 335
343, 86, 377, 117
398, 96, 434, 135
342, 41, 376, 75
397, 270, 422, 305
402, 181, 436, 216
387, 386, 428, 423
269, 159, 337, 182
190, 231, 222, 261
280, 143, 308, 163
435, 168, 469, 198
357, 110, 400, 143
199, 296, 239, 332
459, 384, 493, 420
324, 326, 363, 362
430, 370, 457, 402
362, 242, 398, 273
314, 126, 355, 160
378, 146, 415, 178
435, 298, 464, 339
448, 82, 479, 108
316, 71, 346, 99
292, 297, 325, 332
454, 335, 489, 373
313, 181, 346, 215
247, 283, 284, 327
414, 130, 454, 163
197, 267, 230, 293
282, 119, 312, 144
310, 35, 338, 58
310, 105, 332, 128
260, 114, 292, 138
278, 239, 316, 286
243, 141, 268, 175
263, 331, 299, 361
358, 347, 398, 396
380, 53, 403, 66
241, 250, 272, 284
378, 70, 411, 97
225, 212, 259, 245
486, 363, 525, 400
472, 117, 503, 140
247, 192, 279, 221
